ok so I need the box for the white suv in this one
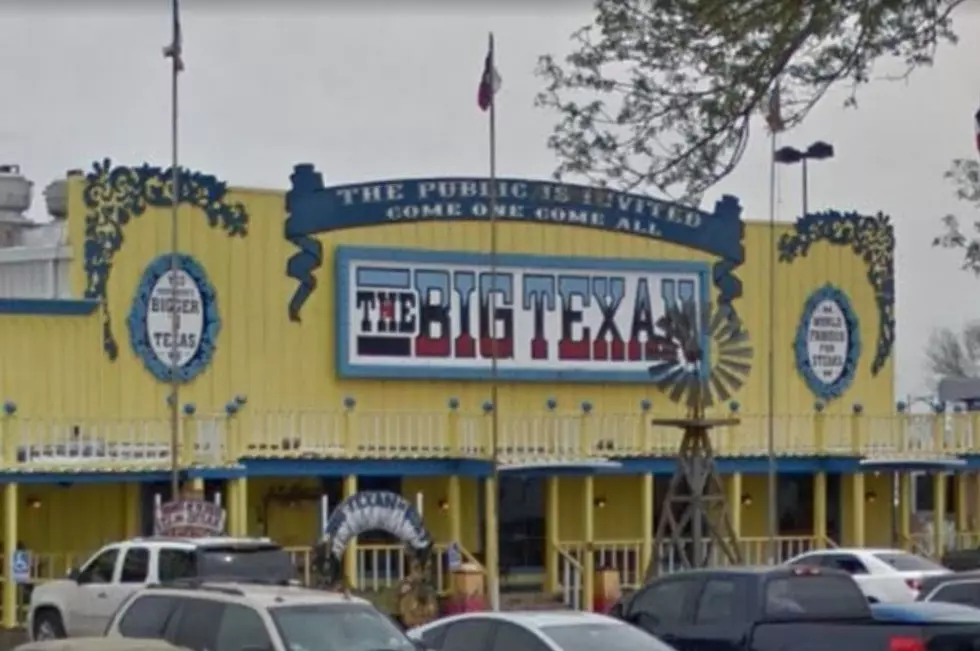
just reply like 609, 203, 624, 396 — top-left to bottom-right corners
105, 581, 419, 651
29, 537, 293, 640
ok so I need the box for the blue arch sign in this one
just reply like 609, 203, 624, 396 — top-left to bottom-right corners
794, 284, 861, 401
127, 253, 221, 383
284, 165, 746, 321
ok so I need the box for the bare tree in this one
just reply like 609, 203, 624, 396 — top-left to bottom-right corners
925, 322, 980, 385
934, 159, 980, 272
536, 0, 964, 202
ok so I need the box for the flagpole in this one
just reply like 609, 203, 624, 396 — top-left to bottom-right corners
766, 126, 778, 564
486, 30, 502, 613
165, 0, 182, 501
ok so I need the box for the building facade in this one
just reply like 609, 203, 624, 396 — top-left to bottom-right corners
0, 158, 969, 624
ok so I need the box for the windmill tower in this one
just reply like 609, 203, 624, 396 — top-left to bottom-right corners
645, 301, 753, 578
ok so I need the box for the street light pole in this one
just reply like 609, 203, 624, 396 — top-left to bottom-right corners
771, 140, 834, 561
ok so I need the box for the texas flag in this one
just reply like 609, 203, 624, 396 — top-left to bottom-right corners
477, 38, 501, 111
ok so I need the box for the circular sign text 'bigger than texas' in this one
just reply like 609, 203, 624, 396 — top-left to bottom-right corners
127, 253, 221, 383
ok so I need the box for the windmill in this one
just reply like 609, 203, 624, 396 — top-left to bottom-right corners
644, 301, 753, 579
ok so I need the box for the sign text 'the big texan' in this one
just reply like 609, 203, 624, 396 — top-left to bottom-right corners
336, 247, 710, 383
284, 167, 746, 323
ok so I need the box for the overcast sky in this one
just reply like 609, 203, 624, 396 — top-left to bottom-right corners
2, 2, 978, 401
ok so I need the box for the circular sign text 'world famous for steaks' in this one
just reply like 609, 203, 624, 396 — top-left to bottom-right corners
794, 284, 861, 402
127, 254, 222, 384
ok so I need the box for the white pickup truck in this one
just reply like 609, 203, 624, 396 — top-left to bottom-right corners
28, 536, 293, 641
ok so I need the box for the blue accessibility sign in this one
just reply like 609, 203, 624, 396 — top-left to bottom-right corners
11, 550, 30, 584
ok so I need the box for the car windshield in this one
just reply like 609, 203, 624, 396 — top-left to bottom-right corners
198, 545, 295, 582
270, 603, 415, 651
541, 622, 677, 651
874, 553, 946, 572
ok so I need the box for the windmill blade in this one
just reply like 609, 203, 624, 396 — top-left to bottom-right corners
651, 299, 753, 409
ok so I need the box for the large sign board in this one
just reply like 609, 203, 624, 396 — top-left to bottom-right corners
285, 169, 745, 322
794, 284, 861, 401
336, 247, 709, 382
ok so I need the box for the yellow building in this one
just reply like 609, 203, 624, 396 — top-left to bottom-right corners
0, 159, 973, 625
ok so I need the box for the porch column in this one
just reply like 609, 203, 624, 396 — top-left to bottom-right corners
237, 477, 249, 536
899, 472, 912, 550
123, 482, 141, 538
956, 473, 969, 541
3, 482, 18, 629
447, 475, 462, 545
813, 472, 827, 548
850, 473, 865, 547
545, 476, 560, 593
933, 472, 946, 555
583, 475, 595, 611
343, 475, 358, 588
640, 473, 653, 577
484, 475, 499, 610
727, 473, 741, 538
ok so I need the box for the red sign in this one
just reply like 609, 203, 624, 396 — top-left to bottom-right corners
155, 500, 226, 537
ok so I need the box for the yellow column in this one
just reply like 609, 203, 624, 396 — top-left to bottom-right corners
237, 477, 249, 536
343, 475, 358, 588
3, 482, 18, 629
956, 473, 969, 540
227, 479, 241, 536
727, 473, 742, 538
545, 476, 560, 594
933, 472, 946, 556
484, 475, 499, 610
123, 482, 141, 538
583, 475, 595, 612
851, 473, 866, 547
813, 472, 827, 548
447, 475, 462, 545
640, 473, 654, 577
899, 473, 912, 550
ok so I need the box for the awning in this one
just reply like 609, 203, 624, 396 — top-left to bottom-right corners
497, 459, 623, 474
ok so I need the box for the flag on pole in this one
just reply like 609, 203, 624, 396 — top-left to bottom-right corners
974, 106, 980, 155
765, 81, 785, 133
477, 38, 501, 112
162, 0, 184, 73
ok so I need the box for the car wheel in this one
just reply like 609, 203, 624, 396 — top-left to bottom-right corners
33, 609, 66, 640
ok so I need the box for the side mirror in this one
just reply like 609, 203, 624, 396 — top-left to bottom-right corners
67, 568, 80, 581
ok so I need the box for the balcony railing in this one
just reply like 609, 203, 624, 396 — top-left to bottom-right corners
0, 407, 973, 471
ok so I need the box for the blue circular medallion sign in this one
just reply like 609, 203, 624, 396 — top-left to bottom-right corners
794, 284, 861, 402
127, 253, 221, 383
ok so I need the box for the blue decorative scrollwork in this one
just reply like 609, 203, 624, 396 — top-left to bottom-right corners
127, 254, 220, 383
794, 284, 861, 402
83, 159, 249, 360
778, 211, 894, 376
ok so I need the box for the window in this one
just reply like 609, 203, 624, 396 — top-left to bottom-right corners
695, 579, 738, 624
216, 603, 273, 651
490, 623, 549, 651
77, 547, 119, 584
764, 575, 868, 618
930, 582, 980, 607
117, 595, 179, 638
420, 624, 449, 649
820, 554, 869, 575
171, 598, 225, 651
159, 548, 196, 582
542, 623, 677, 651
441, 620, 495, 651
629, 579, 701, 625
270, 603, 415, 651
120, 547, 150, 583
197, 544, 294, 582
874, 552, 945, 572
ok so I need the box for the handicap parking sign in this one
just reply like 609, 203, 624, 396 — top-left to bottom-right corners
12, 550, 30, 584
